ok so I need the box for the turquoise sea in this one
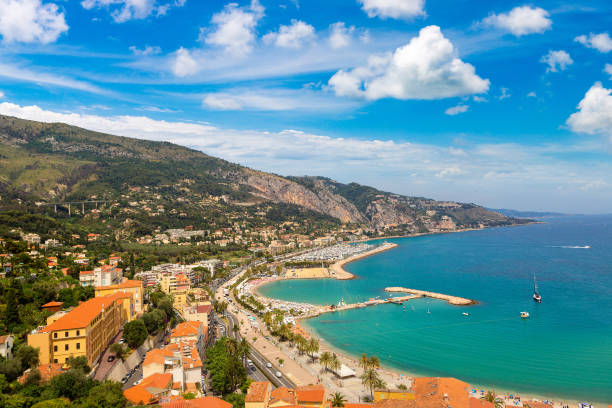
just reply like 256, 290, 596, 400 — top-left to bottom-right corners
258, 216, 612, 404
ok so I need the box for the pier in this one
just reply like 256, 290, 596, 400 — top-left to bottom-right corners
385, 287, 476, 306
304, 294, 421, 318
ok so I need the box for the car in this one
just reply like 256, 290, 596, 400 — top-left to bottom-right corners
119, 339, 125, 344
134, 379, 142, 385
247, 359, 252, 365
275, 371, 282, 378
107, 355, 115, 362
266, 362, 272, 368
121, 377, 128, 384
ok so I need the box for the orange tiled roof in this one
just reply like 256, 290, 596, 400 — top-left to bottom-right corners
413, 377, 470, 408
161, 396, 233, 408
144, 348, 175, 366
470, 398, 495, 408
296, 385, 326, 403
246, 382, 271, 403
41, 301, 63, 308
171, 321, 203, 338
124, 386, 155, 405
346, 404, 373, 408
41, 295, 120, 332
271, 387, 297, 405
373, 401, 415, 408
18, 363, 66, 384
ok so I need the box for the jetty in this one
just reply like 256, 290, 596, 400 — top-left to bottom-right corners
302, 294, 421, 318
385, 287, 476, 306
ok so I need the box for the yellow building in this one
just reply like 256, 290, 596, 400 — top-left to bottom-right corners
95, 279, 144, 315
28, 294, 126, 366
373, 389, 415, 402
160, 275, 177, 295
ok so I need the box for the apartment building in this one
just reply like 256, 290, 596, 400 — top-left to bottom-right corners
95, 279, 144, 314
245, 383, 327, 408
27, 294, 128, 366
79, 265, 123, 287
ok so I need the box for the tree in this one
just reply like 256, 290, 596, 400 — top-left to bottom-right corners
359, 354, 369, 371
307, 337, 319, 363
31, 398, 71, 408
328, 392, 347, 408
67, 356, 91, 374
49, 369, 94, 401
320, 352, 332, 372
360, 368, 385, 400
78, 381, 127, 408
123, 320, 148, 349
368, 356, 380, 370
16, 345, 40, 370
329, 354, 341, 374
224, 392, 245, 408
110, 343, 126, 361
481, 391, 505, 408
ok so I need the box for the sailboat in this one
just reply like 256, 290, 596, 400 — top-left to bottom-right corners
533, 274, 542, 303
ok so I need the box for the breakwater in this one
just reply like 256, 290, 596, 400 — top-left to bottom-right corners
385, 287, 476, 305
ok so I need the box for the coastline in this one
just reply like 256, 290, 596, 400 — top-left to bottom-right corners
246, 224, 603, 407
330, 242, 398, 280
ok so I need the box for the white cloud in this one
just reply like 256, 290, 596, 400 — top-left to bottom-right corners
172, 47, 198, 77
574, 33, 612, 53
0, 91, 4, 98
0, 62, 106, 94
328, 25, 489, 101
605, 63, 612, 79
328, 22, 354, 49
0, 101, 609, 213
203, 0, 264, 56
566, 82, 612, 142
80, 0, 184, 23
445, 104, 469, 115
358, 0, 425, 19
527, 91, 537, 98
498, 87, 511, 100
202, 88, 360, 112
263, 19, 315, 49
472, 95, 487, 103
129, 45, 161, 56
0, 0, 68, 44
482, 6, 551, 37
540, 50, 573, 73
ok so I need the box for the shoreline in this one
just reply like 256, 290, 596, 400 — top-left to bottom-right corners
245, 225, 604, 407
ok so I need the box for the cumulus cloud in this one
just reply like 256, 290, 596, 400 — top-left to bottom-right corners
81, 0, 184, 23
129, 45, 162, 56
358, 0, 425, 19
566, 82, 612, 142
445, 104, 469, 116
0, 101, 609, 213
540, 50, 573, 73
328, 25, 489, 101
482, 6, 551, 37
605, 63, 612, 79
574, 32, 612, 53
328, 22, 354, 49
203, 0, 264, 55
172, 47, 198, 77
263, 19, 315, 49
0, 0, 68, 44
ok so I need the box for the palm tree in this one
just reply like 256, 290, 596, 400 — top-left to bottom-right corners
307, 337, 319, 363
359, 354, 369, 371
296, 336, 308, 355
320, 351, 332, 372
238, 338, 250, 365
328, 392, 347, 408
481, 391, 505, 408
329, 353, 341, 374
368, 355, 380, 370
361, 368, 385, 400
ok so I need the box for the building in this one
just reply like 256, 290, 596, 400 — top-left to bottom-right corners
295, 384, 326, 408
95, 279, 144, 314
124, 373, 174, 405
18, 363, 67, 384
79, 270, 95, 286
183, 304, 212, 327
27, 294, 127, 366
170, 321, 207, 358
41, 301, 64, 313
413, 377, 470, 408
373, 388, 415, 402
0, 334, 14, 359
160, 396, 233, 408
160, 275, 177, 294
245, 382, 272, 408
80, 265, 123, 287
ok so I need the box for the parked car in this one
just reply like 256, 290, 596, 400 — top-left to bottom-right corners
107, 355, 115, 362
266, 362, 272, 368
275, 371, 282, 378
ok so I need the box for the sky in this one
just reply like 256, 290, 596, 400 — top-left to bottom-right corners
0, 0, 611, 213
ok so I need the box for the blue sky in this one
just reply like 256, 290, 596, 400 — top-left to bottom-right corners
0, 0, 611, 213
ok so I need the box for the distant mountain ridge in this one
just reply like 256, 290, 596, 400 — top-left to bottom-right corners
0, 114, 526, 232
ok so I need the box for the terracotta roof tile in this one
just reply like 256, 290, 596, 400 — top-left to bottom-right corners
41, 301, 63, 308
296, 385, 326, 403
373, 401, 415, 408
470, 398, 495, 408
413, 377, 470, 408
41, 295, 120, 332
246, 382, 271, 403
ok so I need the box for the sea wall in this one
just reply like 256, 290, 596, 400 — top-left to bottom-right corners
385, 287, 476, 306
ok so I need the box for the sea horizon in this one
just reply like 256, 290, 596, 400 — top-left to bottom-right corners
258, 215, 612, 404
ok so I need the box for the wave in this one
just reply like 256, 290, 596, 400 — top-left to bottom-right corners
551, 245, 590, 249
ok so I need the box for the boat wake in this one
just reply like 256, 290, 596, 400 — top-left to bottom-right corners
551, 245, 590, 249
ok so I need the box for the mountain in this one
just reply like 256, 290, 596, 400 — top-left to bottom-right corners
0, 114, 527, 236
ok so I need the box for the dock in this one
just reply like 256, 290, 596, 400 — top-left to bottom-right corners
385, 287, 477, 306
305, 294, 421, 318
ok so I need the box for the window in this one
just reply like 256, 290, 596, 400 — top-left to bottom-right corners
65, 332, 69, 337
76, 343, 80, 350
53, 345, 58, 352
76, 330, 80, 336
53, 333, 57, 339
53, 359, 58, 363
65, 344, 69, 351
